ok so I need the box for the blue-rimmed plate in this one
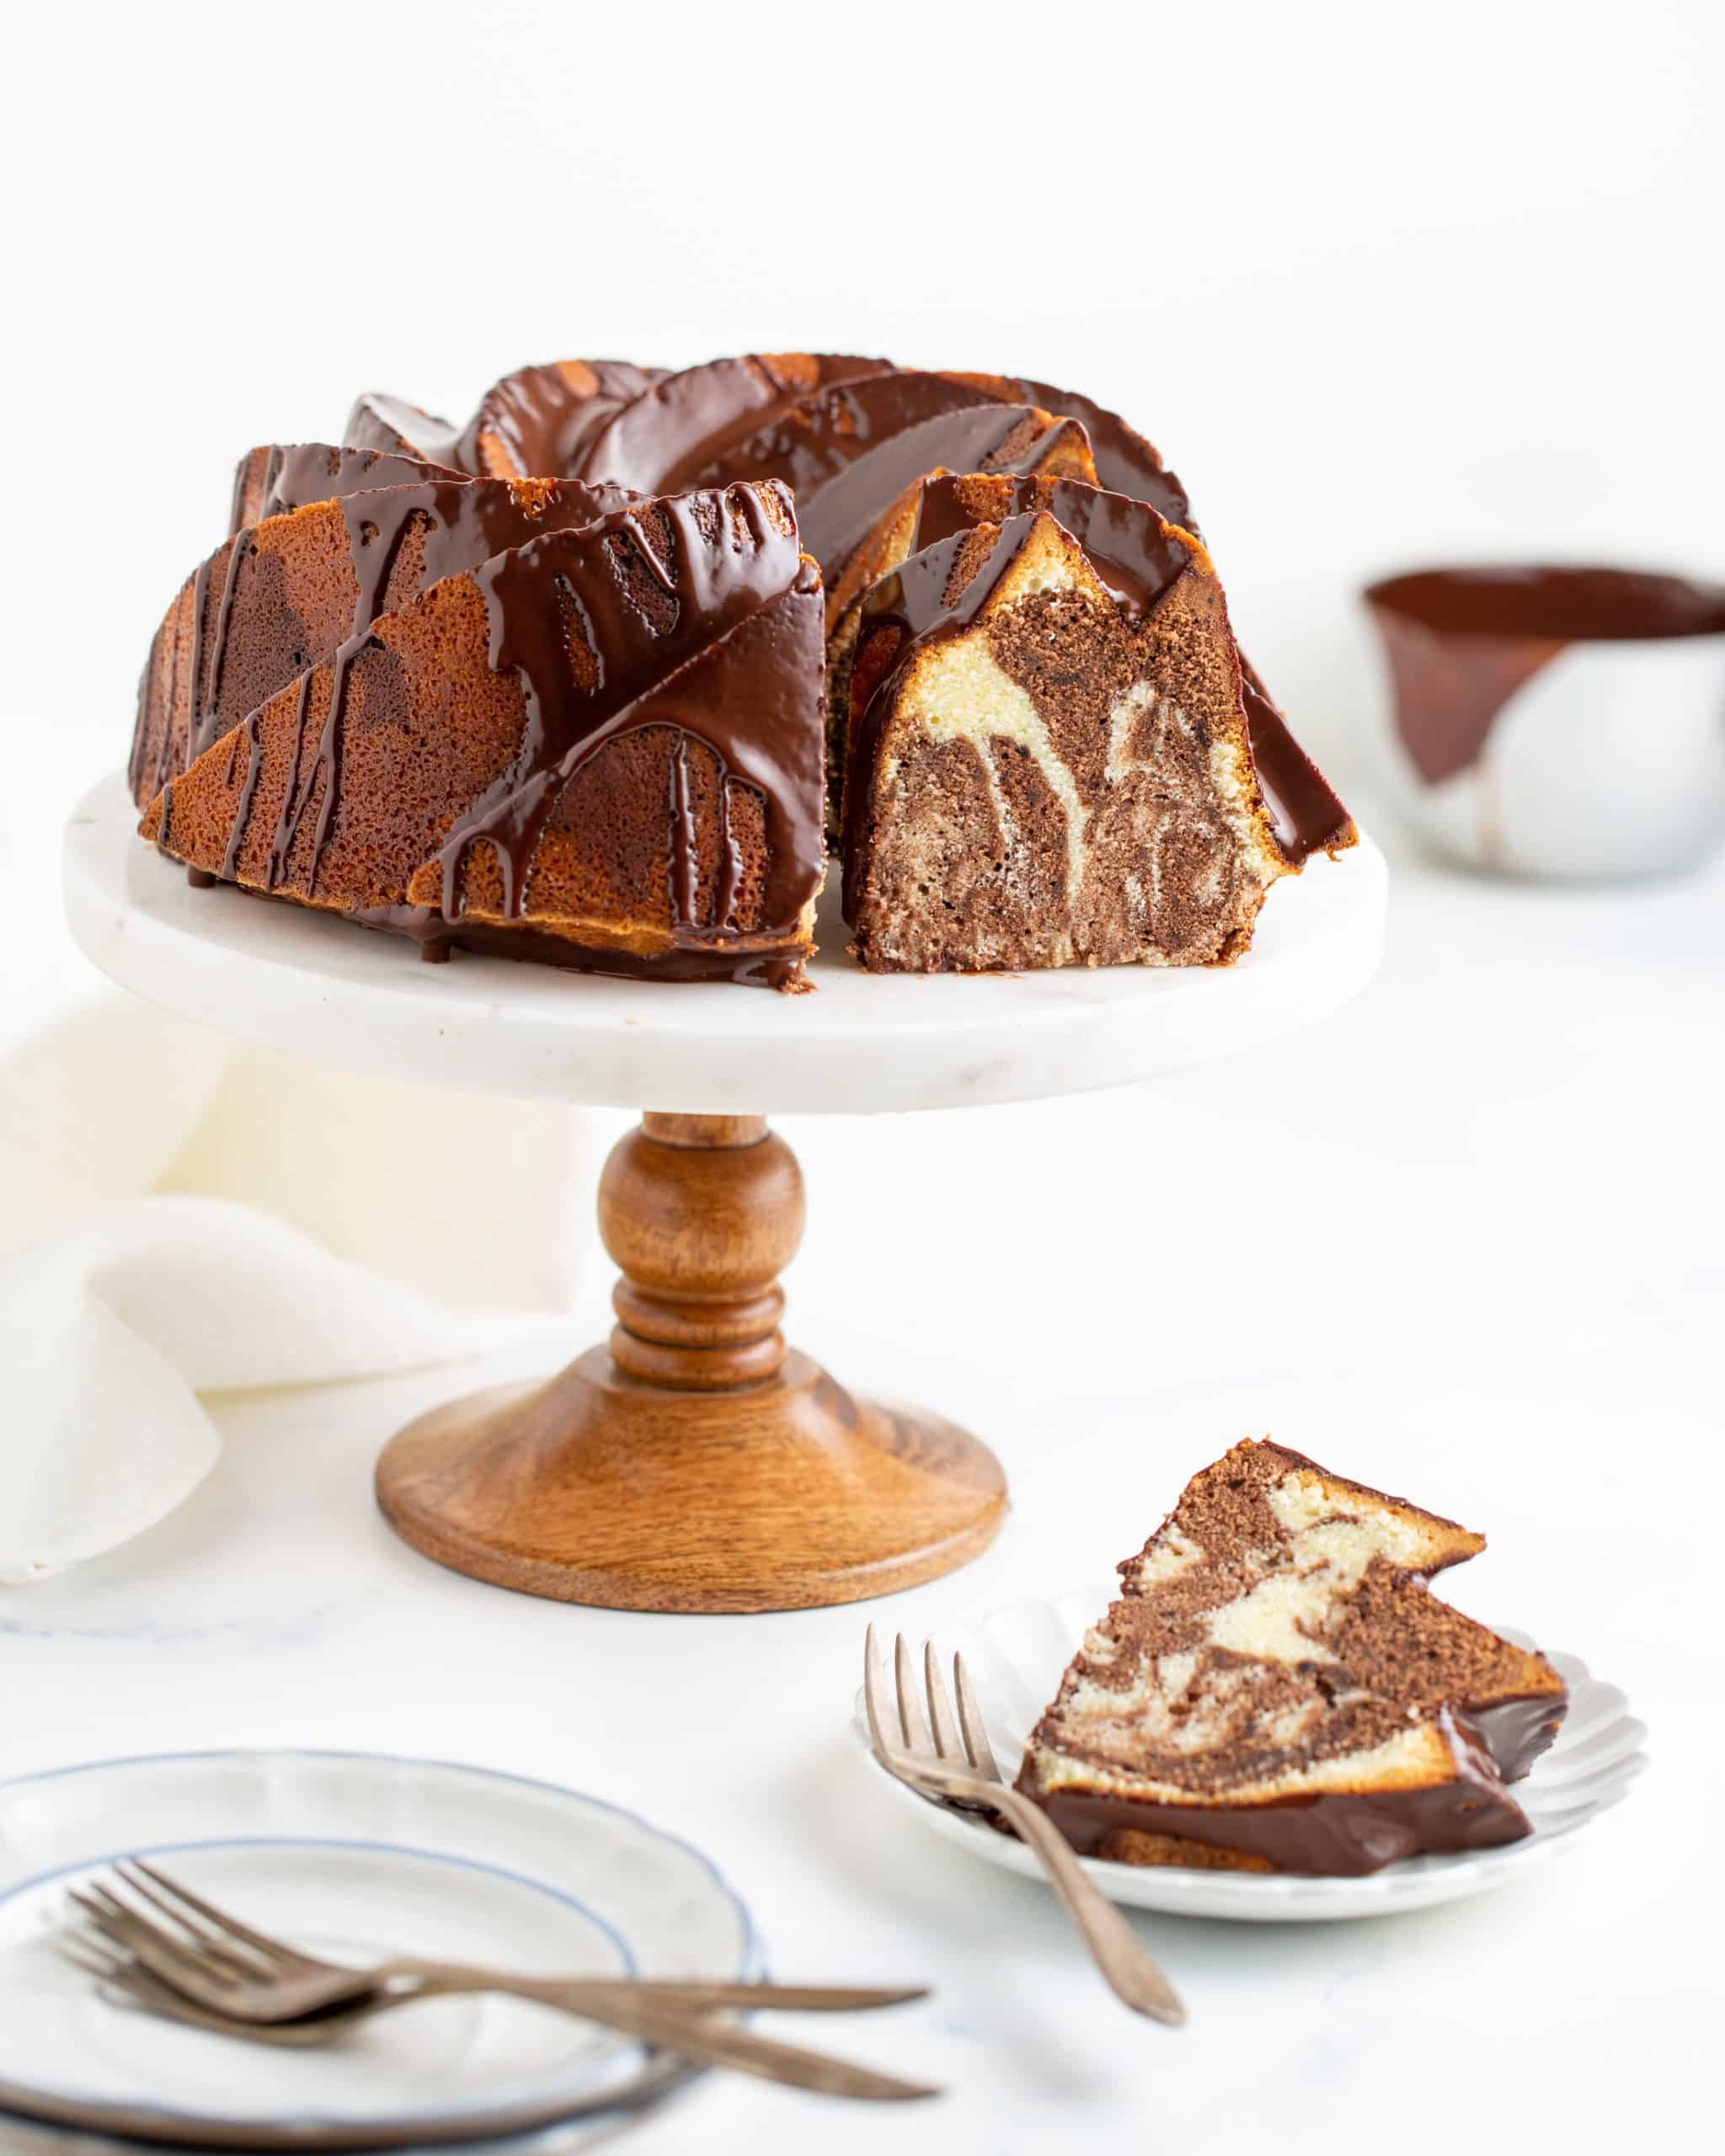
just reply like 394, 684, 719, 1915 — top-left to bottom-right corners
0, 1750, 757, 2148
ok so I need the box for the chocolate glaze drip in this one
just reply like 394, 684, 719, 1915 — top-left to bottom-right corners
432, 486, 822, 948
575, 354, 897, 495
246, 478, 639, 894
1235, 663, 1358, 862
906, 475, 1354, 865
189, 486, 825, 985
943, 372, 1194, 536
1365, 564, 1725, 785
679, 372, 1003, 572
230, 442, 463, 535
147, 477, 638, 819
1033, 1709, 1531, 1876
907, 476, 1192, 602
797, 404, 1087, 581
1470, 1690, 1568, 1782
451, 360, 667, 478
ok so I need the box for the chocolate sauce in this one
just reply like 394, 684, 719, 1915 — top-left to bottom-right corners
152, 476, 638, 817
229, 442, 464, 534
794, 405, 1086, 581
679, 372, 1003, 568
1365, 564, 1725, 785
574, 354, 897, 494
342, 390, 464, 467
450, 360, 667, 478
943, 372, 1195, 536
193, 487, 825, 981
1031, 1709, 1531, 1876
1469, 1689, 1568, 1783
433, 487, 823, 948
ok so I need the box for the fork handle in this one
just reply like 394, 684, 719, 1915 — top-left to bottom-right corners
897, 1764, 1185, 2024
386, 1968, 937, 2100
394, 1970, 921, 2013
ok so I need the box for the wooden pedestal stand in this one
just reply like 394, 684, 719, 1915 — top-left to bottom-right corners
374, 1113, 1007, 1613
67, 771, 1386, 1620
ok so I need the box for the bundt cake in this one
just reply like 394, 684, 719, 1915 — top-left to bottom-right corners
1017, 1440, 1567, 1876
131, 350, 1355, 990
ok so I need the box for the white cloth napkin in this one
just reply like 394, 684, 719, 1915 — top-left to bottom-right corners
1, 726, 587, 1582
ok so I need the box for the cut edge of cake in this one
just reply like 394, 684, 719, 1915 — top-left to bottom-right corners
841, 504, 1288, 973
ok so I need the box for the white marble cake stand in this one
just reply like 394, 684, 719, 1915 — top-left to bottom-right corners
64, 771, 1386, 1614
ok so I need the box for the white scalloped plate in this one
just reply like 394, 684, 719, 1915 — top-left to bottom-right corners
851, 1591, 1647, 1922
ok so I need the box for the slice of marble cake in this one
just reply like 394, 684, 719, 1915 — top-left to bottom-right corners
840, 483, 1290, 972
1017, 1440, 1567, 1876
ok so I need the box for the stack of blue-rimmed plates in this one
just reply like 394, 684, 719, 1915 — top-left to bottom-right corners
0, 1750, 759, 2150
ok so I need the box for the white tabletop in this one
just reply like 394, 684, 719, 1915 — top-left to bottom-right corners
6, 718, 1717, 2154
64, 773, 1386, 1114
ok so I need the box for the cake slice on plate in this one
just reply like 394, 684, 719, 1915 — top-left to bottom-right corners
1016, 1439, 1567, 1876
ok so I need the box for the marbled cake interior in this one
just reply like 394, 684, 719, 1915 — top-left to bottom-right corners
1017, 1440, 1567, 1871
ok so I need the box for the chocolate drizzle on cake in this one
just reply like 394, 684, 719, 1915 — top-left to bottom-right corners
574, 354, 898, 496
432, 485, 821, 942
136, 478, 638, 819
144, 482, 826, 989
134, 348, 1357, 989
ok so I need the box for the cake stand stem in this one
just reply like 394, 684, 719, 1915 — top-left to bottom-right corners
374, 1112, 1007, 1613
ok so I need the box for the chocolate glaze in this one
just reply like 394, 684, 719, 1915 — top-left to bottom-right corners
229, 442, 464, 534
432, 487, 822, 947
943, 372, 1194, 536
343, 391, 463, 467
140, 477, 637, 814
1365, 564, 1725, 785
183, 485, 825, 985
798, 405, 1089, 582
905, 475, 1354, 866
574, 354, 897, 495
679, 372, 1003, 572
240, 478, 638, 888
450, 360, 667, 478
350, 903, 808, 991
1470, 1689, 1568, 1782
1030, 1709, 1531, 1876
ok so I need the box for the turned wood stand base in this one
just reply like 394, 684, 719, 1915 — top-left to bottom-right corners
374, 1113, 1008, 1613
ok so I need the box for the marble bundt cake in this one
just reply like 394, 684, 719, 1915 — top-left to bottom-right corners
1017, 1440, 1567, 1876
131, 350, 1354, 989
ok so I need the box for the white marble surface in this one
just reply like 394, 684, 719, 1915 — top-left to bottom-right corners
3, 717, 1720, 2153
65, 775, 1386, 1114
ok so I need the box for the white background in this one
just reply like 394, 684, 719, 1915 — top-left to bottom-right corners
4, 0, 1722, 778
3, 4, 1722, 2153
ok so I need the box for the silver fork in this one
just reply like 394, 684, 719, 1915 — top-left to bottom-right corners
863, 1628, 1185, 2025
67, 1862, 937, 2102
